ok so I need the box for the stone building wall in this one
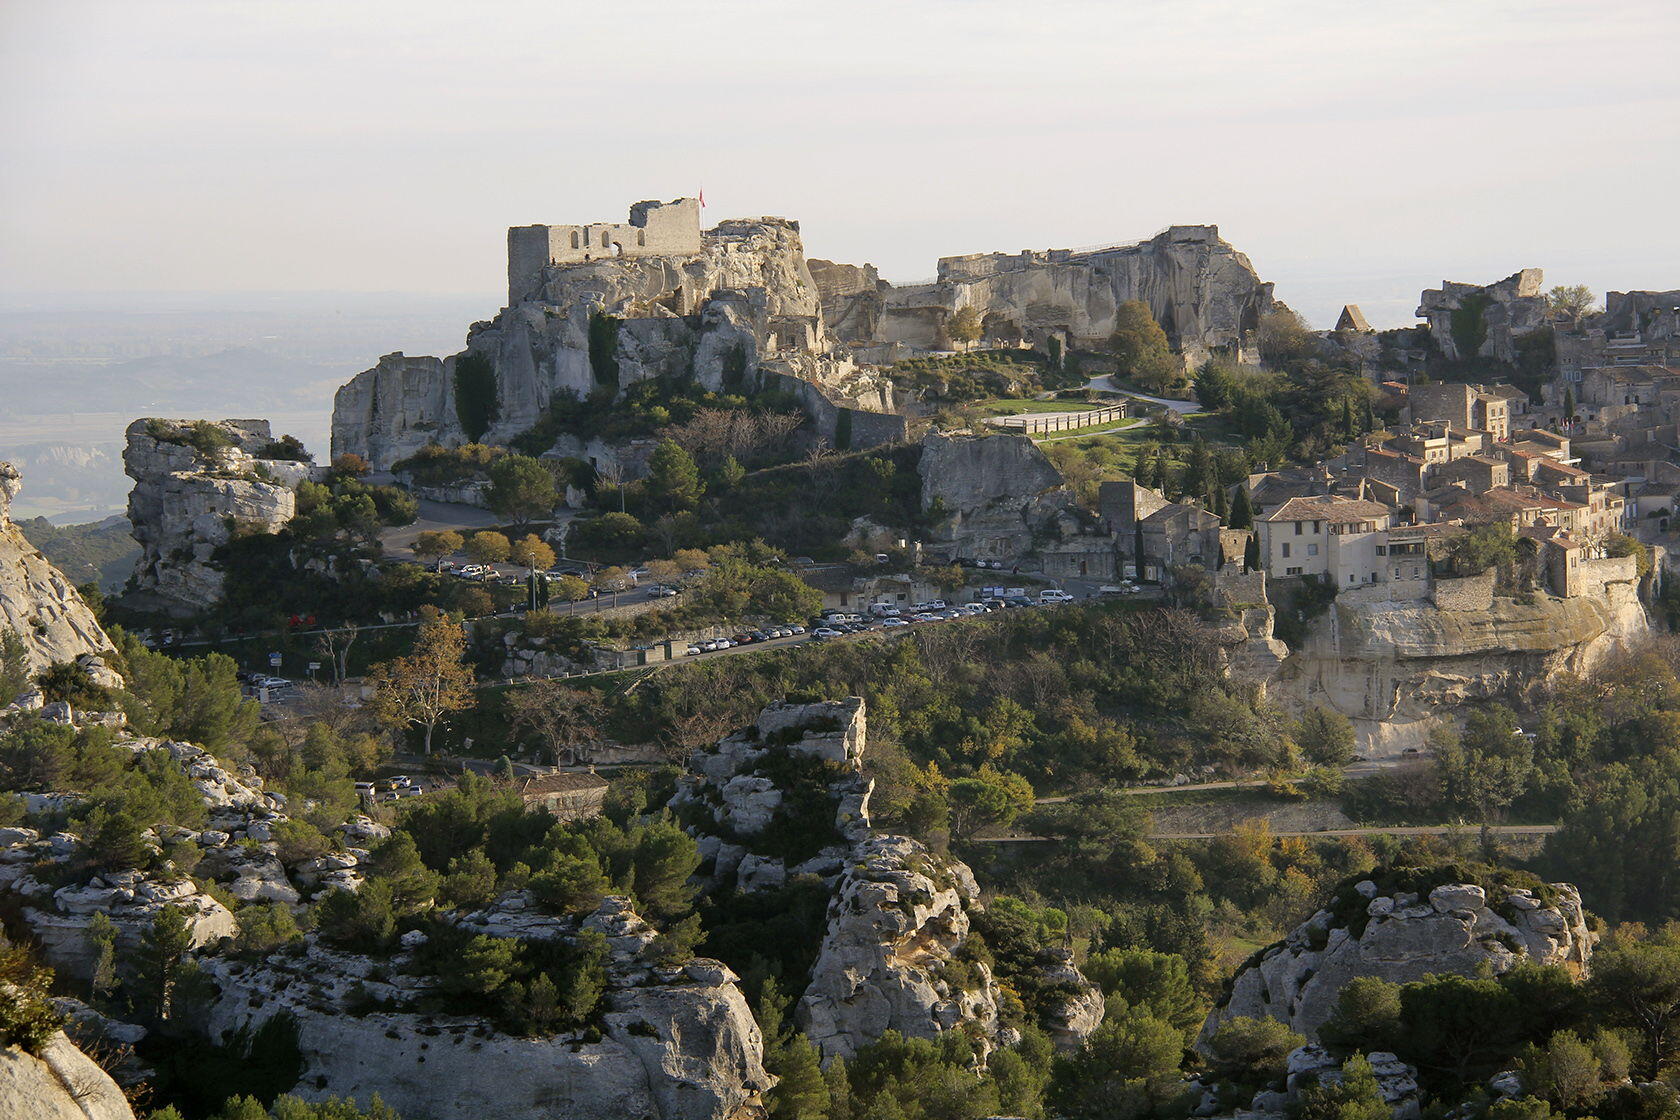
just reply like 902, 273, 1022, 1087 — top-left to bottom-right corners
1429, 572, 1496, 611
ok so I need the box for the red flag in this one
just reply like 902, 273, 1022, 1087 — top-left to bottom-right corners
698, 188, 706, 208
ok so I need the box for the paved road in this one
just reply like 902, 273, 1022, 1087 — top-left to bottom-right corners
1086, 374, 1200, 414
975, 824, 1560, 844
1034, 754, 1421, 804
377, 499, 503, 559
1151, 824, 1559, 840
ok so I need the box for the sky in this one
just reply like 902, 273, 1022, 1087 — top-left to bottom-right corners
3, 0, 1678, 329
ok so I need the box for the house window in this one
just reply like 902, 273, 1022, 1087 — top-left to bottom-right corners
1376, 545, 1388, 555
1371, 572, 1378, 582
1287, 566, 1303, 576
1349, 573, 1356, 583
1281, 543, 1291, 558
1294, 522, 1303, 535
1307, 544, 1319, 557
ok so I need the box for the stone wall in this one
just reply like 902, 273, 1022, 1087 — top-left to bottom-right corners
1416, 269, 1549, 364
1429, 572, 1496, 611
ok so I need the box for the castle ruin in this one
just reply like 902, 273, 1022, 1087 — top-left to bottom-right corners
507, 197, 702, 304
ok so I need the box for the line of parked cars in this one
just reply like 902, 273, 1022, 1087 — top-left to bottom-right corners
236, 671, 294, 695
685, 625, 806, 655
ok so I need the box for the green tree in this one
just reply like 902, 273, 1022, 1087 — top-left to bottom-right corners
1204, 1016, 1304, 1088
0, 630, 28, 704
1229, 486, 1254, 530
759, 977, 831, 1119
488, 455, 560, 528
1294, 707, 1357, 767
465, 531, 511, 566
1547, 284, 1597, 326
1050, 1007, 1187, 1120
1520, 1029, 1605, 1111
1319, 977, 1403, 1055
1293, 1053, 1389, 1120
648, 439, 704, 511
130, 904, 198, 1022
1588, 940, 1680, 1078
411, 529, 464, 568
947, 765, 1036, 841
1081, 948, 1203, 1032
88, 911, 118, 1001
1109, 301, 1182, 394
947, 305, 984, 350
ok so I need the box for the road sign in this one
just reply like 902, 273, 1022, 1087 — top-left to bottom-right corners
268, 652, 283, 668
307, 662, 321, 672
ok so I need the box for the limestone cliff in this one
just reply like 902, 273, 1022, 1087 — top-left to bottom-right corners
1416, 269, 1550, 364
917, 430, 1077, 561
1275, 578, 1648, 754
824, 224, 1274, 365
201, 899, 770, 1120
1202, 874, 1592, 1043
332, 214, 900, 469
123, 419, 311, 611
675, 698, 1099, 1063
0, 463, 115, 691
0, 1030, 136, 1120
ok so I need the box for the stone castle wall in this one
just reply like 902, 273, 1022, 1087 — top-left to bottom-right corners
507, 198, 702, 303
1430, 572, 1496, 612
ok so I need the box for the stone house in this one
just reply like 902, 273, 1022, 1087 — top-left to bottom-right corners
1431, 455, 1509, 495
1407, 382, 1510, 441
1255, 495, 1394, 585
515, 771, 610, 821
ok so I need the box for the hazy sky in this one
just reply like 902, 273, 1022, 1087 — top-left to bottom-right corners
3, 0, 1678, 328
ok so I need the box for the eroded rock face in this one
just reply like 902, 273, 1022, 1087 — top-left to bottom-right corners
823, 225, 1273, 364
123, 419, 311, 611
0, 1030, 137, 1120
1416, 269, 1549, 363
1202, 878, 1593, 1043
332, 215, 894, 470
0, 462, 117, 693
1277, 585, 1647, 755
200, 897, 771, 1120
918, 431, 1073, 560
798, 835, 1003, 1063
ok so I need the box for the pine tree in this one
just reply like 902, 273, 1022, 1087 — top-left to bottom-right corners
1230, 486, 1254, 530
131, 904, 195, 1022
88, 912, 117, 1002
757, 978, 830, 1119
825, 1057, 855, 1120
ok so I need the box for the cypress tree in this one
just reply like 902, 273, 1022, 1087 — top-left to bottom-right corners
1243, 532, 1260, 573
1230, 487, 1254, 530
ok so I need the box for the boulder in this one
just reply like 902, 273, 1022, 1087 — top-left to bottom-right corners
0, 1031, 136, 1120
1203, 877, 1594, 1042
798, 835, 1003, 1062
122, 419, 309, 611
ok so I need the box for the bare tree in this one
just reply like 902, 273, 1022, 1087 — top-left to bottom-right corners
314, 623, 360, 684
505, 679, 606, 765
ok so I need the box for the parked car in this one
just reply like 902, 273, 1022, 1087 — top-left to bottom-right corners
1039, 589, 1076, 603
686, 645, 703, 656
789, 625, 806, 635
812, 627, 843, 638
881, 618, 909, 628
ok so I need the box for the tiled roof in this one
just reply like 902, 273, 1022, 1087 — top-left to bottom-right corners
1259, 496, 1393, 523
518, 772, 610, 796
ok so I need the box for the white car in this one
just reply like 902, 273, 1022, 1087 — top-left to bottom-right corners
686, 645, 703, 656
812, 627, 843, 638
881, 618, 909, 628
1040, 590, 1076, 603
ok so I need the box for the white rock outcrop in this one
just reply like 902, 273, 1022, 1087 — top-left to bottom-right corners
332, 211, 898, 469
201, 896, 771, 1120
0, 462, 117, 696
0, 1030, 137, 1120
1278, 583, 1648, 755
918, 431, 1075, 560
798, 834, 1003, 1063
1202, 877, 1594, 1042
123, 419, 312, 611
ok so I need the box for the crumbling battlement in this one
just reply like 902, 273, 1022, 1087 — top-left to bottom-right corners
508, 197, 703, 303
